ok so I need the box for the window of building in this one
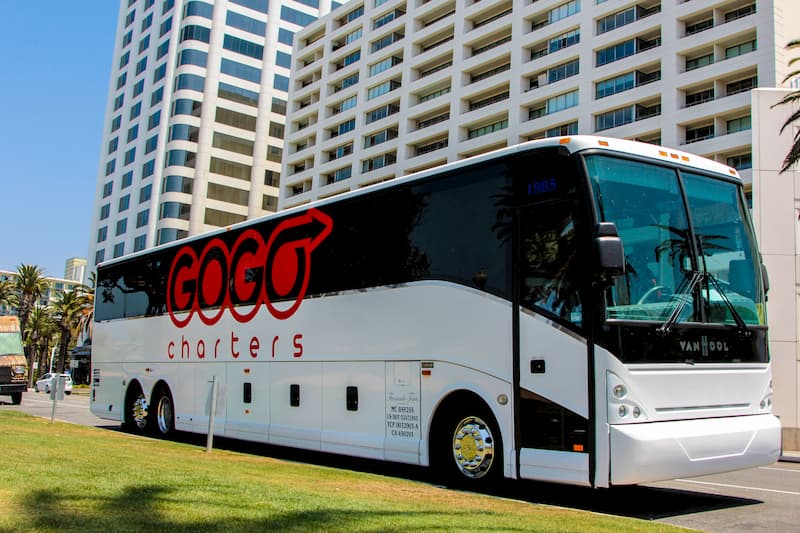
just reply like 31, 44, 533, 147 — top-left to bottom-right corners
215, 107, 257, 131
367, 78, 401, 100
219, 82, 259, 107
108, 137, 119, 154
725, 39, 756, 59
100, 204, 111, 220
468, 118, 508, 139
136, 209, 150, 228
132, 79, 145, 97
121, 171, 133, 189
180, 24, 211, 43
116, 218, 128, 236
596, 72, 634, 98
124, 148, 136, 166
220, 58, 261, 83
139, 183, 153, 204
151, 86, 164, 106
95, 249, 105, 265
138, 34, 150, 54
113, 243, 125, 258
133, 234, 147, 252
102, 182, 113, 198
105, 160, 116, 176
159, 201, 191, 220
685, 123, 715, 143
223, 34, 264, 60
130, 102, 142, 120
127, 124, 139, 143
148, 110, 161, 130
226, 11, 266, 36
145, 135, 158, 154
166, 150, 196, 168
209, 157, 252, 181
727, 115, 751, 133
595, 106, 634, 131
207, 182, 249, 206
119, 195, 130, 212
97, 226, 108, 243
162, 175, 193, 194
142, 159, 156, 178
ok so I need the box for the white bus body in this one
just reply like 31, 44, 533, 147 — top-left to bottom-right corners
91, 136, 780, 487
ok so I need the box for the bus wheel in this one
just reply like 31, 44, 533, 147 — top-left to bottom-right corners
11, 392, 22, 405
152, 386, 174, 437
123, 385, 149, 433
436, 404, 502, 486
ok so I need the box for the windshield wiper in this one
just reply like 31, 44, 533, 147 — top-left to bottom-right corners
657, 270, 751, 336
657, 271, 703, 334
706, 272, 751, 337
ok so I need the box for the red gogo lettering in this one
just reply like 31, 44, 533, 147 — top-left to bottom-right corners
166, 208, 333, 328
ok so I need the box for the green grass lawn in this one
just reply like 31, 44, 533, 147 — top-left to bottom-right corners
0, 411, 684, 532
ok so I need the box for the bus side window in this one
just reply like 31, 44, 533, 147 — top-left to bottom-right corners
520, 201, 582, 325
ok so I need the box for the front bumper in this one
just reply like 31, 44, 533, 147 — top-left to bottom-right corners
0, 383, 27, 394
609, 414, 780, 485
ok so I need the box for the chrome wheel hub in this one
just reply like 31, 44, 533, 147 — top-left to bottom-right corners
452, 415, 495, 478
132, 394, 148, 429
156, 395, 173, 434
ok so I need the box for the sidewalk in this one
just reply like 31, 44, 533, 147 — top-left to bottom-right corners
780, 449, 800, 463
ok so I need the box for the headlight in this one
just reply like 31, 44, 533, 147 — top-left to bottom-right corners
13, 365, 26, 376
608, 371, 648, 423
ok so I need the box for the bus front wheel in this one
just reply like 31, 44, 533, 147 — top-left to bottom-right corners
434, 402, 503, 486
11, 392, 22, 405
152, 385, 175, 437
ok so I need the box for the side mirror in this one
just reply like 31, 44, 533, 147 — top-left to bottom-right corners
761, 263, 770, 299
595, 222, 625, 280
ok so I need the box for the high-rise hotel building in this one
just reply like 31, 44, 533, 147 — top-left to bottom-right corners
88, 0, 341, 269
279, 0, 799, 209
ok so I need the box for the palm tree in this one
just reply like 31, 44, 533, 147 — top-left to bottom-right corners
77, 272, 96, 345
775, 39, 800, 173
0, 277, 17, 309
51, 289, 91, 375
14, 264, 49, 386
25, 306, 55, 379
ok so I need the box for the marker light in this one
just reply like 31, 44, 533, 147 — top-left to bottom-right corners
618, 405, 628, 417
613, 384, 626, 399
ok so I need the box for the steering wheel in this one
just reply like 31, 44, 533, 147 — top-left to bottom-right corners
637, 285, 673, 305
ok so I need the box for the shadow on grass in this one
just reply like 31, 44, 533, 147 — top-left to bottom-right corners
20, 484, 520, 532
144, 430, 761, 523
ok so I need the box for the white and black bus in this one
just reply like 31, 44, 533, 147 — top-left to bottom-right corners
91, 136, 780, 487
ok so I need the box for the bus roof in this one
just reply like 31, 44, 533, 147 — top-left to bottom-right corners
98, 136, 741, 269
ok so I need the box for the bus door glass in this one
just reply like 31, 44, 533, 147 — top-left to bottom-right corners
513, 151, 591, 472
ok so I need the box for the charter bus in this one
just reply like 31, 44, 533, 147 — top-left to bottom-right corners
91, 136, 780, 487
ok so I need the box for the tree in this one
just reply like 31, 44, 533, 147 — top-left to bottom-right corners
775, 39, 800, 173
51, 288, 91, 375
0, 277, 17, 309
25, 306, 55, 379
76, 272, 96, 345
14, 264, 49, 387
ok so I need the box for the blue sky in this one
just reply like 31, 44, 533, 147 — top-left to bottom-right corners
0, 2, 119, 278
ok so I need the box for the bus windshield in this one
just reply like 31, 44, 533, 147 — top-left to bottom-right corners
585, 155, 765, 326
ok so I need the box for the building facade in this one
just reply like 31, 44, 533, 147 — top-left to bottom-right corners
0, 270, 83, 316
88, 0, 340, 271
64, 258, 87, 283
280, 0, 799, 209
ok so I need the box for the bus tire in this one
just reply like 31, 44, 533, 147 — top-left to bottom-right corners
11, 392, 22, 405
151, 385, 175, 437
433, 399, 503, 487
122, 383, 149, 434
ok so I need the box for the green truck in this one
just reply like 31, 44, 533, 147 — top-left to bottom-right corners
0, 316, 27, 405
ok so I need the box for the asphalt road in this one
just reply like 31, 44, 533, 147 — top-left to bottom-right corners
2, 390, 798, 532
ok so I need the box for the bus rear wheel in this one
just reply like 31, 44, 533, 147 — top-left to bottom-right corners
435, 403, 502, 486
11, 392, 22, 405
152, 386, 174, 437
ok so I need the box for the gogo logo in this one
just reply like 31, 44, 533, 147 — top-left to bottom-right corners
166, 208, 333, 328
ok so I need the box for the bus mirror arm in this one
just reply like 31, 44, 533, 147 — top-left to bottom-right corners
594, 222, 625, 282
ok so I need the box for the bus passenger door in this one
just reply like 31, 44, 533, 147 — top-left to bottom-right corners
515, 200, 591, 486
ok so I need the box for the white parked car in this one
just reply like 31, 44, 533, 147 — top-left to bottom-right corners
34, 373, 72, 395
